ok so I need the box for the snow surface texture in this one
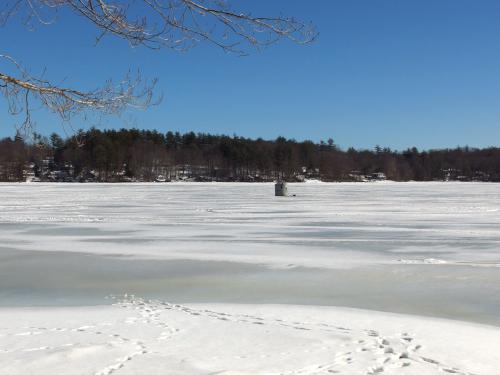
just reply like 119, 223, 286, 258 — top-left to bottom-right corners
1, 182, 500, 374
1, 298, 500, 375
1, 182, 500, 268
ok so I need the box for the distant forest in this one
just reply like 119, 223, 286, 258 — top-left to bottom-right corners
1, 128, 499, 182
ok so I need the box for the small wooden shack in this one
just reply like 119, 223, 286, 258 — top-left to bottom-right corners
275, 181, 288, 196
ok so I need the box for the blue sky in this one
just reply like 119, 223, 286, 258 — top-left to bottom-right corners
1, 0, 500, 150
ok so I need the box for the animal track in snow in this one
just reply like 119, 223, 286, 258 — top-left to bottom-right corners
99, 297, 480, 375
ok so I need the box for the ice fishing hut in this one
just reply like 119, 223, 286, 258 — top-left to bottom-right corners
275, 181, 288, 196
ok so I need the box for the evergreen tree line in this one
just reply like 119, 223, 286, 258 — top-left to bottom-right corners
1, 128, 499, 182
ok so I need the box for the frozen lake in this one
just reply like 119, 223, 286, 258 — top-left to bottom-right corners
1, 182, 499, 325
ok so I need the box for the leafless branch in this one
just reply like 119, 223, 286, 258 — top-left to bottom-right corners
0, 0, 316, 136
3, 0, 317, 54
0, 54, 157, 134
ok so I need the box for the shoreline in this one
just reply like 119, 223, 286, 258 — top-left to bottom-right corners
2, 248, 500, 327
2, 299, 499, 375
5, 180, 500, 184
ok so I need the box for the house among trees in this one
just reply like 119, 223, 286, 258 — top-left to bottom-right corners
1, 129, 500, 183
368, 172, 387, 181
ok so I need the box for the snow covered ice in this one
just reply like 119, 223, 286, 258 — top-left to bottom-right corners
2, 181, 500, 269
1, 181, 500, 374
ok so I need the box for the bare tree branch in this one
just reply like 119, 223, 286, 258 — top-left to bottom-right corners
1, 54, 157, 135
3, 0, 317, 53
0, 0, 316, 136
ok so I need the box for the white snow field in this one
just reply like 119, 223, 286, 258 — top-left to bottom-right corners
2, 299, 500, 375
1, 182, 500, 374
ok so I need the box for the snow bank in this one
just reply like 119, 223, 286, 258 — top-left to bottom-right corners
1, 298, 499, 375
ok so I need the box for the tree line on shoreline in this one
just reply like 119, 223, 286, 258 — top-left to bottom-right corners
1, 128, 499, 182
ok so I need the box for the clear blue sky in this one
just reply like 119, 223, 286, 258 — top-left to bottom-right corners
1, 0, 500, 150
